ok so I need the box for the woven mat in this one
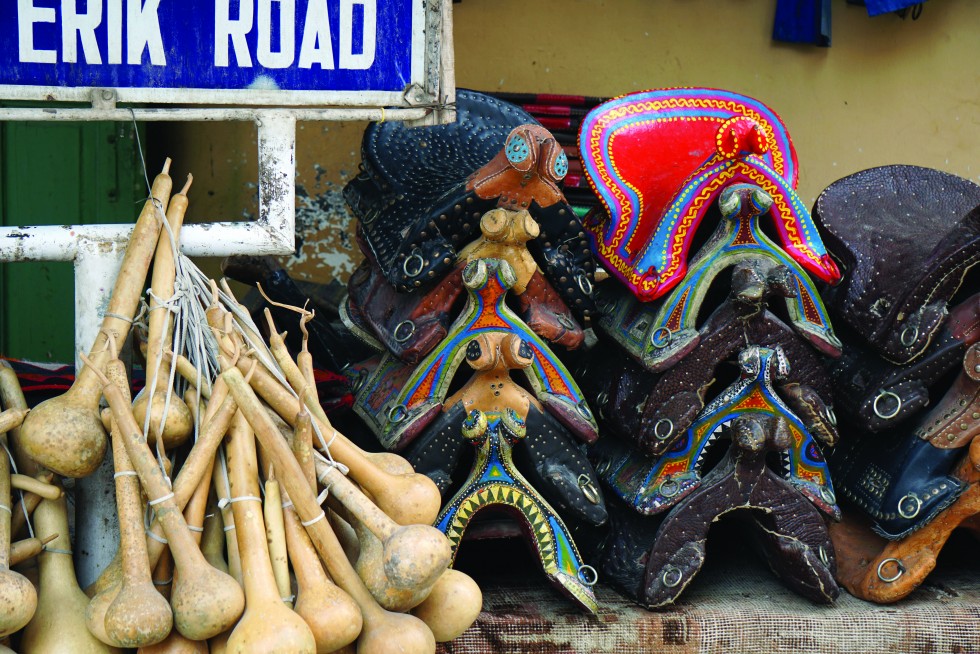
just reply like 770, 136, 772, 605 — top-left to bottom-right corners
440, 547, 980, 653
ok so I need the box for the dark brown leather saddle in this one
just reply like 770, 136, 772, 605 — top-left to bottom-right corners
813, 165, 980, 365
589, 346, 839, 520
829, 292, 980, 434
581, 299, 837, 460
831, 342, 980, 540
343, 89, 597, 320
599, 417, 839, 608
343, 209, 584, 365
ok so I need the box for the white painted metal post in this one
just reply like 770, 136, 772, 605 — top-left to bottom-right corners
73, 243, 127, 587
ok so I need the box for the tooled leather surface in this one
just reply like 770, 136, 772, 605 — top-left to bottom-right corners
513, 405, 607, 527
344, 253, 464, 365
639, 443, 838, 607
830, 292, 980, 433
516, 270, 585, 350
581, 301, 833, 457
916, 343, 980, 449
344, 90, 597, 319
830, 345, 979, 540
814, 165, 980, 363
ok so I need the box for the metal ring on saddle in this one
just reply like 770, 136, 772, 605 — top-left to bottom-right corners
897, 494, 922, 520
576, 272, 593, 296
577, 474, 601, 505
900, 323, 919, 347
650, 327, 672, 349
659, 478, 680, 498
819, 486, 836, 506
653, 418, 674, 441
577, 400, 593, 420
578, 565, 599, 587
872, 390, 902, 420
350, 368, 368, 393
387, 404, 408, 424
403, 251, 425, 278
818, 546, 830, 567
877, 558, 905, 583
595, 391, 609, 420
662, 565, 683, 588
393, 320, 416, 343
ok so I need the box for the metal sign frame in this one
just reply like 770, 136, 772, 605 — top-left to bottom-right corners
0, 0, 452, 110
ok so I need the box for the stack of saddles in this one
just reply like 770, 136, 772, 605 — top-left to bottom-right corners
227, 88, 980, 612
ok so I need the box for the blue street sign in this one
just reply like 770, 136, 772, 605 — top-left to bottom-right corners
1, 0, 426, 104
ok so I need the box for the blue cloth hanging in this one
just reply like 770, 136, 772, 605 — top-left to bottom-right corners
773, 0, 832, 47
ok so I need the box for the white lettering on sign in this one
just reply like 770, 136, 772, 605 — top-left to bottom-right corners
298, 0, 334, 69
215, 0, 254, 67
257, 0, 295, 68
62, 0, 103, 64
107, 0, 122, 64
17, 0, 165, 65
215, 0, 375, 70
127, 0, 166, 65
339, 0, 375, 70
17, 0, 57, 64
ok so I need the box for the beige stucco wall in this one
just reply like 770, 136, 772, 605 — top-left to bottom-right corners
168, 0, 980, 283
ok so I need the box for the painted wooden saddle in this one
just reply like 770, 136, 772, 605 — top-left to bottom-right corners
344, 89, 597, 319
590, 346, 839, 520
580, 299, 836, 460
813, 165, 980, 365
594, 184, 841, 373
599, 409, 839, 608
352, 258, 597, 451
403, 330, 607, 529
342, 208, 584, 365
578, 87, 840, 302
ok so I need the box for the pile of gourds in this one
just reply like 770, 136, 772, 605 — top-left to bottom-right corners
0, 160, 482, 653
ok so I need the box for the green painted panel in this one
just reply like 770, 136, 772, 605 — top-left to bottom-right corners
0, 121, 144, 362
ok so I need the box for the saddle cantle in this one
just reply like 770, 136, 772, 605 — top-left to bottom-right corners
813, 165, 980, 364
344, 89, 597, 318
578, 87, 840, 301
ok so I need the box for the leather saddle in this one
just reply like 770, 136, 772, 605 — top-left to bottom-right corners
598, 416, 839, 608
590, 346, 839, 519
593, 184, 841, 373
829, 430, 980, 604
403, 331, 607, 529
352, 258, 597, 451
813, 165, 980, 364
830, 292, 980, 434
832, 342, 980, 540
580, 299, 837, 460
342, 209, 584, 365
435, 408, 600, 613
578, 87, 840, 301
344, 89, 597, 319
